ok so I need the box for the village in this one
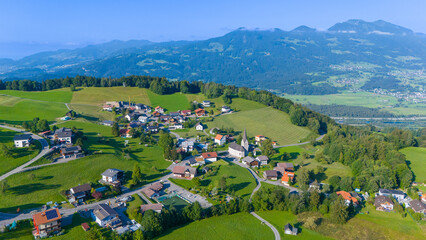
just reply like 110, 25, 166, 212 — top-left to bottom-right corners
7, 98, 426, 239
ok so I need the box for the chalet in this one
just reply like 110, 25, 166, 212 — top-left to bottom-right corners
263, 170, 279, 180
410, 199, 426, 214
201, 152, 218, 162
284, 223, 298, 236
92, 203, 122, 229
180, 139, 195, 152
101, 120, 114, 127
103, 104, 113, 111
337, 191, 359, 206
228, 142, 245, 158
281, 172, 295, 186
69, 183, 92, 203
101, 169, 124, 186
277, 162, 294, 172
242, 156, 259, 167
189, 158, 201, 167
160, 115, 170, 122
374, 195, 394, 211
221, 105, 231, 113
378, 189, 406, 203
256, 155, 269, 165
147, 125, 159, 134
141, 182, 164, 199
180, 110, 192, 116
155, 106, 164, 114
32, 208, 62, 238
135, 103, 148, 110
138, 115, 149, 123
195, 108, 206, 117
172, 166, 197, 179
273, 167, 285, 176
54, 127, 72, 143
202, 100, 211, 107
119, 129, 131, 138
255, 135, 267, 142
214, 134, 226, 145
13, 134, 33, 148
60, 145, 84, 159
195, 122, 205, 131
152, 111, 161, 117
140, 203, 163, 214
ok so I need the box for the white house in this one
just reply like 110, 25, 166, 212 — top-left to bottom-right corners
138, 115, 149, 123
101, 169, 124, 185
214, 134, 226, 145
221, 106, 231, 113
284, 224, 298, 235
202, 100, 211, 107
228, 142, 245, 158
256, 155, 269, 165
378, 189, 406, 203
201, 152, 218, 162
54, 127, 72, 143
13, 134, 33, 148
92, 204, 122, 229
195, 122, 204, 131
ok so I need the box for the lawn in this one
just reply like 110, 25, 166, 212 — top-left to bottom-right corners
147, 90, 190, 112
157, 212, 274, 240
69, 103, 115, 122
0, 127, 41, 176
0, 120, 170, 213
207, 107, 312, 145
161, 196, 190, 210
400, 147, 426, 182
172, 160, 257, 199
0, 88, 73, 103
256, 210, 331, 240
71, 87, 151, 106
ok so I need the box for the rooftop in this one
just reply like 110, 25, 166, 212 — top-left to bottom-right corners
33, 208, 61, 226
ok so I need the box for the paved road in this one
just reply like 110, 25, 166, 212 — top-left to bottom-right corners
169, 131, 181, 140
251, 212, 281, 240
0, 125, 52, 182
273, 134, 325, 149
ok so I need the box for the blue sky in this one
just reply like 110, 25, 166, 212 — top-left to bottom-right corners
1, 0, 425, 45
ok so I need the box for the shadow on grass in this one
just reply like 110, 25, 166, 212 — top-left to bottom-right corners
0, 203, 43, 214
8, 183, 61, 195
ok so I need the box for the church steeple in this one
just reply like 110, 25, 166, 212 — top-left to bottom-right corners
241, 128, 249, 152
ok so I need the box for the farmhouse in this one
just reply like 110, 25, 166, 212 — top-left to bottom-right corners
410, 199, 426, 214
32, 208, 62, 238
69, 183, 91, 203
141, 182, 163, 199
180, 110, 192, 116
60, 145, 84, 159
138, 115, 149, 123
273, 166, 285, 176
172, 166, 197, 179
147, 125, 159, 134
13, 134, 33, 148
101, 169, 124, 186
55, 127, 72, 143
263, 170, 279, 180
119, 129, 131, 138
195, 122, 204, 131
195, 108, 206, 117
228, 142, 245, 158
221, 105, 231, 113
242, 156, 259, 167
101, 120, 114, 127
214, 134, 226, 145
281, 172, 295, 186
255, 135, 267, 142
284, 223, 298, 235
201, 152, 218, 162
140, 203, 163, 214
277, 162, 294, 172
92, 203, 122, 229
378, 189, 406, 203
202, 100, 211, 107
155, 106, 164, 113
256, 155, 269, 165
374, 195, 394, 211
337, 191, 359, 206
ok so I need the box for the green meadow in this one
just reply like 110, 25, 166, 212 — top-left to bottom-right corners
147, 90, 190, 112
71, 87, 151, 105
0, 88, 73, 103
157, 212, 274, 240
400, 147, 426, 182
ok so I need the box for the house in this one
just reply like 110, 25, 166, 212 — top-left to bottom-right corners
125, 113, 140, 122
256, 155, 269, 165
189, 158, 201, 167
32, 209, 61, 238
101, 169, 124, 186
141, 182, 163, 199
228, 142, 246, 158
135, 103, 148, 110
242, 156, 259, 167
101, 120, 114, 127
13, 134, 33, 148
60, 145, 84, 159
337, 191, 359, 206
195, 108, 206, 117
263, 170, 279, 180
195, 122, 204, 131
309, 180, 321, 191
284, 223, 298, 235
138, 115, 149, 123
55, 127, 72, 143
281, 172, 295, 186
160, 115, 170, 122
128, 122, 141, 129
147, 125, 159, 134
221, 105, 231, 113
195, 157, 206, 166
171, 124, 183, 130
119, 129, 131, 138
410, 199, 426, 214
378, 189, 406, 203
60, 116, 71, 121
255, 135, 267, 142
180, 139, 195, 152
140, 203, 163, 214
155, 106, 164, 114
201, 152, 218, 162
69, 183, 92, 203
103, 104, 113, 111
170, 112, 180, 117
214, 134, 226, 145
92, 203, 122, 229
374, 195, 394, 211
273, 167, 285, 176
180, 110, 192, 116
81, 223, 90, 232
422, 194, 426, 204
172, 166, 197, 179
277, 162, 294, 172
202, 166, 211, 173
105, 101, 120, 108
202, 100, 211, 107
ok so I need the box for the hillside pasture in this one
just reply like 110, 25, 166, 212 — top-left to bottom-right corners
70, 87, 151, 105
147, 90, 190, 112
400, 147, 426, 182
0, 88, 73, 103
157, 213, 274, 240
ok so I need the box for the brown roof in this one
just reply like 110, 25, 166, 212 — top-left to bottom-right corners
70, 183, 91, 194
140, 203, 163, 213
273, 167, 285, 174
374, 195, 393, 207
172, 166, 186, 175
81, 222, 90, 231
150, 182, 163, 192
141, 188, 156, 198
410, 199, 426, 212
33, 208, 61, 226
202, 152, 218, 159
264, 170, 278, 178
277, 162, 294, 169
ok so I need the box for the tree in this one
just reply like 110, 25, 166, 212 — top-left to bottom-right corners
330, 196, 349, 224
70, 84, 76, 91
0, 180, 9, 194
192, 177, 201, 187
133, 229, 144, 240
75, 138, 84, 147
36, 119, 49, 132
219, 176, 227, 190
112, 123, 119, 137
0, 144, 11, 158
261, 139, 275, 158
310, 191, 320, 210
132, 164, 142, 184
297, 168, 311, 190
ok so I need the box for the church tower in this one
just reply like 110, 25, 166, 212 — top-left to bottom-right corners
241, 128, 249, 152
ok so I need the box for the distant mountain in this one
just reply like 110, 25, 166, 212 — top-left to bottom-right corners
1, 19, 425, 95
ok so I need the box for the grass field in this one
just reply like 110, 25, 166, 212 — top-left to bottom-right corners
207, 106, 312, 145
400, 147, 426, 183
161, 196, 190, 210
71, 87, 151, 106
147, 90, 190, 112
69, 103, 114, 121
0, 127, 41, 176
157, 212, 274, 240
0, 88, 73, 103
0, 120, 169, 213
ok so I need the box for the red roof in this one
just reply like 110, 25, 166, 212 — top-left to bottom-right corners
215, 134, 224, 140
81, 222, 90, 231
181, 110, 191, 114
195, 108, 205, 113
337, 191, 358, 204
281, 172, 294, 183
33, 208, 61, 226
201, 152, 218, 159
